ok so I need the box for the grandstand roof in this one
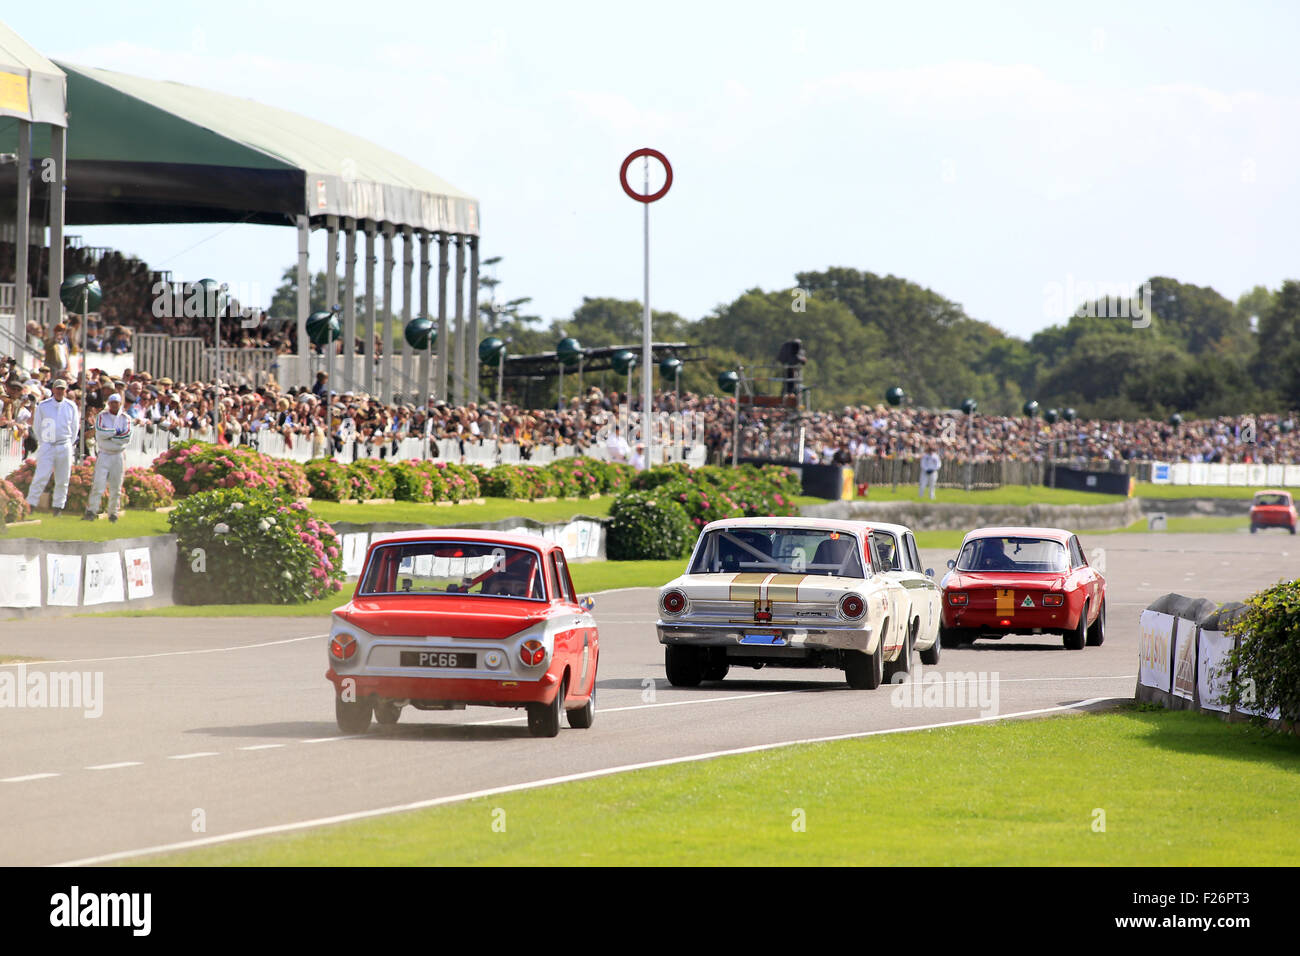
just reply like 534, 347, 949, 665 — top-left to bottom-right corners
2, 60, 477, 233
0, 22, 66, 126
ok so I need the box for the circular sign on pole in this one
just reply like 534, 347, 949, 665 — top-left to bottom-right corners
619, 148, 673, 203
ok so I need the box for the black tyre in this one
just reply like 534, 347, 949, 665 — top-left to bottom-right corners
845, 633, 885, 690
335, 696, 373, 734
665, 645, 704, 687
1086, 597, 1106, 647
566, 689, 595, 729
703, 659, 730, 682
1250, 524, 1257, 534
1064, 601, 1088, 650
1291, 525, 1297, 535
374, 699, 401, 725
939, 626, 965, 649
883, 624, 912, 683
919, 625, 942, 665
528, 677, 566, 738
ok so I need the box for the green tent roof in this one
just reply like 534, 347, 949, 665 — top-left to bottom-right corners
2, 58, 476, 233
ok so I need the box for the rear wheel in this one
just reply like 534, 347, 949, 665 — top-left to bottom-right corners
373, 699, 401, 726
1086, 598, 1106, 646
845, 633, 885, 690
919, 624, 942, 665
527, 677, 566, 737
703, 660, 730, 682
1250, 524, 1258, 534
665, 645, 704, 687
1064, 601, 1088, 650
335, 696, 373, 734
566, 689, 595, 729
883, 624, 913, 683
939, 626, 965, 648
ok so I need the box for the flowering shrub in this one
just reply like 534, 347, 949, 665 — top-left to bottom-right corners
152, 441, 310, 498
0, 478, 30, 524
306, 459, 351, 501
607, 463, 799, 558
169, 488, 344, 604
606, 490, 694, 560
391, 460, 440, 502
345, 459, 397, 501
473, 463, 531, 499
6, 457, 98, 513
519, 465, 561, 499
122, 468, 175, 509
548, 458, 601, 497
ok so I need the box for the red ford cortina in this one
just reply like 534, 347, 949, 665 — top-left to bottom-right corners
938, 526, 1105, 650
1249, 490, 1297, 534
326, 530, 598, 737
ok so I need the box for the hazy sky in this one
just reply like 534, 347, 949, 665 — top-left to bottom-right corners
9, 1, 1299, 340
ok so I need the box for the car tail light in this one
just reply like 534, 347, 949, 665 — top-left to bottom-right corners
520, 640, 546, 667
1043, 593, 1064, 607
661, 589, 688, 615
839, 594, 865, 619
330, 633, 358, 661
948, 592, 968, 606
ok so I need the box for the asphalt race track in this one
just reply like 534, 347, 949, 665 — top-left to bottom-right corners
1, 531, 1295, 866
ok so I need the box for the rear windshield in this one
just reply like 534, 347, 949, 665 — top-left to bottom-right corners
1255, 493, 1289, 506
690, 527, 864, 578
956, 536, 1068, 573
360, 542, 546, 600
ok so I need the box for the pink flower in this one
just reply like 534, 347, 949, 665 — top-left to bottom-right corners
183, 467, 196, 481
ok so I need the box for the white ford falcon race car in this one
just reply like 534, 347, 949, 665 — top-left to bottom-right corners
862, 520, 943, 666
656, 517, 911, 689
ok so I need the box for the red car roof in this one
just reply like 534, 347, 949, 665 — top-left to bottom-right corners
364, 528, 553, 550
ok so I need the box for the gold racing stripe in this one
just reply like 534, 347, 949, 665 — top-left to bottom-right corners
766, 574, 806, 603
729, 573, 772, 602
995, 588, 1016, 616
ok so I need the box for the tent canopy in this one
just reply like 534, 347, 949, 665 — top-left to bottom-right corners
0, 61, 476, 233
0, 22, 66, 127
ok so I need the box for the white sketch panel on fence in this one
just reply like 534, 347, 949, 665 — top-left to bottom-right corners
1196, 629, 1233, 714
1138, 609, 1175, 692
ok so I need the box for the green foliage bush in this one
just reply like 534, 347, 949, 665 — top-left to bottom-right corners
305, 459, 351, 501
345, 459, 397, 501
169, 488, 345, 604
1223, 581, 1300, 727
606, 491, 695, 561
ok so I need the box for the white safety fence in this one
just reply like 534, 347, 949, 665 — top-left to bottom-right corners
1, 420, 707, 478
1149, 461, 1300, 487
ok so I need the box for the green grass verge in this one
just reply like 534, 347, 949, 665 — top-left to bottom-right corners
570, 559, 683, 593
2, 497, 615, 542
800, 486, 1124, 506
1134, 483, 1280, 500
140, 706, 1300, 866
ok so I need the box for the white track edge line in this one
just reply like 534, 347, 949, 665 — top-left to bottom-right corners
53, 696, 1122, 867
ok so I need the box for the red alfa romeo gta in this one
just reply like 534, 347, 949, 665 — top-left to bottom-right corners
1249, 490, 1297, 534
326, 530, 599, 737
939, 526, 1105, 650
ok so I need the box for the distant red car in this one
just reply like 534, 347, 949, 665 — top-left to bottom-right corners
939, 526, 1105, 650
326, 530, 598, 737
1249, 490, 1297, 534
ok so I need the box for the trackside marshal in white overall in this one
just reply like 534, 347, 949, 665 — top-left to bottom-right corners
25, 379, 79, 514
86, 393, 132, 521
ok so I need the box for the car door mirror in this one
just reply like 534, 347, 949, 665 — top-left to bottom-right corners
581, 595, 595, 611
946, 559, 956, 570
925, 568, 934, 578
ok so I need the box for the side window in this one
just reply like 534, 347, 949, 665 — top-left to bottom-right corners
544, 553, 560, 600
551, 552, 576, 603
1070, 538, 1086, 568
905, 534, 922, 573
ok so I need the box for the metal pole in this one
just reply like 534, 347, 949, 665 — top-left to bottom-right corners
453, 235, 466, 406
295, 215, 309, 387
363, 222, 376, 397
326, 216, 339, 401
641, 157, 653, 467
731, 366, 742, 468
436, 233, 449, 401
48, 125, 66, 341
468, 236, 480, 405
15, 121, 30, 336
342, 219, 357, 392
497, 343, 507, 441
382, 224, 395, 405
79, 287, 87, 461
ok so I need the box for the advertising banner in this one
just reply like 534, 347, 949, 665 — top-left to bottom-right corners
0, 554, 42, 608
1138, 609, 1175, 692
45, 553, 82, 607
123, 547, 154, 600
1172, 617, 1197, 701
1197, 628, 1233, 714
83, 551, 126, 606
